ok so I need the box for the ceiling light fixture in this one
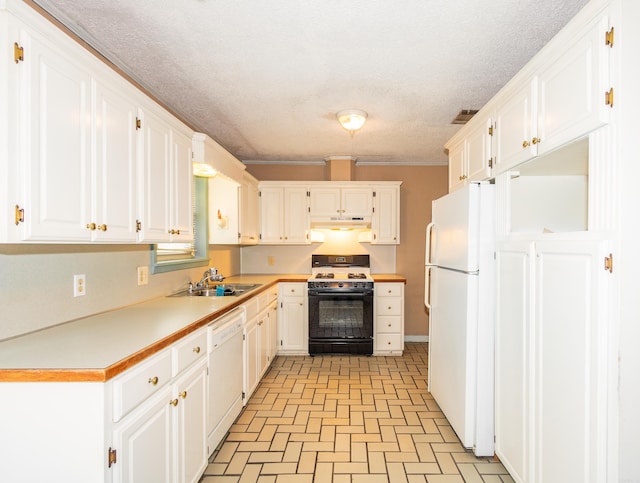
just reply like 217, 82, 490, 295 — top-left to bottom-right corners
336, 109, 368, 137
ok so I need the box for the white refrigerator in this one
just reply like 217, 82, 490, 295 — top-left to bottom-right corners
424, 182, 495, 457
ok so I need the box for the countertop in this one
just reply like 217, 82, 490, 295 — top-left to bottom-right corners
0, 274, 405, 382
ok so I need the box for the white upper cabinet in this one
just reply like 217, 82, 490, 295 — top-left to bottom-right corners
492, 12, 612, 175
309, 185, 373, 220
208, 176, 240, 245
447, 116, 494, 192
12, 18, 93, 241
371, 184, 400, 244
259, 184, 309, 244
137, 103, 194, 244
3, 1, 194, 243
238, 172, 259, 245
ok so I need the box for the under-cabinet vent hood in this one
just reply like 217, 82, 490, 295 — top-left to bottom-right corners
310, 216, 372, 229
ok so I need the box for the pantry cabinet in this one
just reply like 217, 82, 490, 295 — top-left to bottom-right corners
496, 237, 611, 482
259, 184, 309, 244
278, 283, 308, 354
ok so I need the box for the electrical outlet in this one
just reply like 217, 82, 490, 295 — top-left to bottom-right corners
74, 274, 86, 297
268, 256, 275, 266
137, 266, 149, 286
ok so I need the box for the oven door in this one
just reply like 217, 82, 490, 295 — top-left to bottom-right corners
308, 289, 373, 355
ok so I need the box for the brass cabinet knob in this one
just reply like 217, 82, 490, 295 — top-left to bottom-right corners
86, 223, 96, 230
531, 137, 541, 145
169, 399, 179, 407
387, 341, 391, 345
168, 229, 181, 235
388, 306, 392, 310
98, 224, 107, 231
388, 323, 392, 327
148, 376, 159, 385
179, 390, 187, 399
522, 140, 530, 148
192, 346, 201, 354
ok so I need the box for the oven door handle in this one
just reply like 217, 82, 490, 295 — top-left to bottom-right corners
308, 291, 370, 297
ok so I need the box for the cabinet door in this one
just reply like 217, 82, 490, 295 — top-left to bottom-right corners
243, 318, 259, 403
208, 176, 239, 244
537, 15, 610, 156
495, 241, 533, 483
268, 300, 279, 361
239, 175, 259, 245
309, 187, 341, 218
494, 79, 537, 174
283, 187, 309, 243
341, 187, 373, 218
19, 26, 92, 241
447, 140, 466, 193
258, 309, 270, 378
112, 385, 174, 483
175, 360, 207, 483
466, 117, 493, 182
533, 238, 609, 483
259, 187, 284, 243
170, 127, 194, 242
372, 186, 399, 244
94, 78, 138, 241
139, 106, 171, 242
279, 295, 307, 352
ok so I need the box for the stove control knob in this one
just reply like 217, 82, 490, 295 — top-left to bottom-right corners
338, 282, 344, 288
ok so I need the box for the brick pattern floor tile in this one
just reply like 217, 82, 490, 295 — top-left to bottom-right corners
201, 343, 508, 482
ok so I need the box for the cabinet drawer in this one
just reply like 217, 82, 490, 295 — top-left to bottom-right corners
376, 297, 402, 316
375, 334, 404, 352
377, 283, 403, 297
172, 328, 207, 377
280, 283, 305, 297
243, 297, 258, 321
113, 349, 172, 422
377, 316, 402, 334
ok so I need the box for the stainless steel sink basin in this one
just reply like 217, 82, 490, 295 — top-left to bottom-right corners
169, 283, 262, 297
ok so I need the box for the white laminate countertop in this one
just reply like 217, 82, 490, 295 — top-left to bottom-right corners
0, 274, 405, 382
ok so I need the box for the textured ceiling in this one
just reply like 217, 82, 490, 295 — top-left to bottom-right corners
31, 0, 589, 165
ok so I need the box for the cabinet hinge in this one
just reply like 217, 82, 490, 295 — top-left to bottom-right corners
14, 42, 24, 63
306, 191, 310, 197
604, 253, 613, 273
242, 391, 246, 399
488, 126, 494, 136
605, 88, 614, 108
135, 219, 142, 232
238, 232, 241, 239
135, 117, 141, 130
280, 340, 283, 346
488, 158, 493, 168
258, 191, 262, 197
605, 26, 614, 48
308, 207, 310, 213
108, 447, 117, 468
243, 334, 246, 341
14, 205, 24, 225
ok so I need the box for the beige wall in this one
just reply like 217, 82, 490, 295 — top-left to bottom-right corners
245, 162, 448, 337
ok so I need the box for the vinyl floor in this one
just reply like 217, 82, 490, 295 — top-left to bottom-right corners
200, 342, 512, 483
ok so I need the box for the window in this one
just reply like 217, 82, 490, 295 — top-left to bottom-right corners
151, 176, 209, 273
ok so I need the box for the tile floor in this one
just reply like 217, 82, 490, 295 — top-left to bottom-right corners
200, 343, 512, 483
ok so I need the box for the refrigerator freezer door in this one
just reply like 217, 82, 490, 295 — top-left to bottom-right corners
428, 266, 478, 449
431, 184, 481, 273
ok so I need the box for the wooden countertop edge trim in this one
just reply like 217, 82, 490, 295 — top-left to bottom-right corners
0, 276, 405, 382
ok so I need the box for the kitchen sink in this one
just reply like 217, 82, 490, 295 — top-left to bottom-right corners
169, 283, 262, 297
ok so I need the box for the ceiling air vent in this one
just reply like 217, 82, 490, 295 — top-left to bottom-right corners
451, 109, 479, 125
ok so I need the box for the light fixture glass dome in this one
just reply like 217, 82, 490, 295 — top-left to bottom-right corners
336, 109, 368, 136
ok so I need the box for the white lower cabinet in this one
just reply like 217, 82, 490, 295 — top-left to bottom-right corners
278, 282, 308, 354
496, 237, 611, 482
374, 282, 404, 355
112, 328, 208, 483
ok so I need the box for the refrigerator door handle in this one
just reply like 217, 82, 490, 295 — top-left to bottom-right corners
424, 265, 432, 309
425, 222, 435, 265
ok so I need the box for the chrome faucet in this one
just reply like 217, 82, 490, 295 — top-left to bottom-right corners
191, 267, 224, 292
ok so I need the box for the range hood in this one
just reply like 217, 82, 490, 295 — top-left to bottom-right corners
310, 216, 372, 229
